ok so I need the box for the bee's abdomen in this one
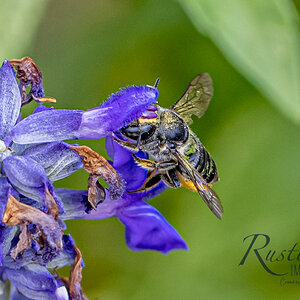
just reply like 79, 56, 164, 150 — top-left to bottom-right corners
196, 145, 218, 184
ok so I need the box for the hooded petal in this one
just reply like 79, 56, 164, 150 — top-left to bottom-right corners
5, 264, 60, 300
11, 85, 158, 144
21, 142, 83, 182
79, 85, 159, 139
0, 60, 21, 139
2, 156, 64, 214
117, 200, 188, 254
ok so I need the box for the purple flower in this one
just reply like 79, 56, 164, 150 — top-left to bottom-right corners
0, 60, 82, 215
59, 136, 188, 254
0, 55, 187, 300
0, 183, 84, 299
0, 229, 79, 300
0, 60, 84, 299
11, 85, 159, 144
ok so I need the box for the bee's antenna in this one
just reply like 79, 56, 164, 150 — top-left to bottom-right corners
154, 78, 160, 88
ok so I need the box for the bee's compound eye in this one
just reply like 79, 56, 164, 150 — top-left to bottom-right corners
121, 126, 140, 140
121, 124, 156, 141
165, 122, 189, 143
140, 124, 156, 140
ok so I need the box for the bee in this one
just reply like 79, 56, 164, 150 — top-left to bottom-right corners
114, 74, 223, 219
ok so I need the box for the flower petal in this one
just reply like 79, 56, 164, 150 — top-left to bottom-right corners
47, 235, 78, 270
58, 189, 188, 254
105, 136, 148, 191
21, 142, 83, 182
2, 156, 64, 214
2, 195, 63, 264
11, 85, 158, 144
0, 60, 21, 139
55, 189, 88, 220
79, 85, 159, 139
11, 286, 70, 300
11, 109, 84, 144
105, 136, 167, 196
5, 264, 59, 300
0, 225, 16, 266
70, 145, 124, 207
117, 200, 188, 254
0, 177, 11, 223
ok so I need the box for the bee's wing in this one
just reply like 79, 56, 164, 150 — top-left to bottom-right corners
170, 73, 213, 125
174, 151, 223, 219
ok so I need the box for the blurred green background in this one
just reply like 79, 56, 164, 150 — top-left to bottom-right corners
1, 0, 300, 299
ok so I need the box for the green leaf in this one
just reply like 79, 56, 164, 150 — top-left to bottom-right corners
0, 0, 48, 59
179, 0, 300, 124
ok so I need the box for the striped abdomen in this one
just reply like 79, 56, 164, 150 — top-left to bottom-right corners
185, 133, 219, 184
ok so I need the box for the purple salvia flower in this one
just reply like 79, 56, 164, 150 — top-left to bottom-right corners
0, 60, 83, 214
0, 55, 188, 299
11, 85, 159, 144
0, 59, 85, 299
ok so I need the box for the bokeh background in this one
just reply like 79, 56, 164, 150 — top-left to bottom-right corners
1, 0, 300, 299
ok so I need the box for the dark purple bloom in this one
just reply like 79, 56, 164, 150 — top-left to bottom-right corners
11, 85, 159, 144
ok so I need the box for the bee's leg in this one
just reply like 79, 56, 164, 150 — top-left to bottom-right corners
162, 169, 181, 188
128, 172, 162, 193
136, 119, 142, 149
132, 153, 177, 171
113, 137, 139, 151
132, 153, 156, 170
139, 140, 159, 152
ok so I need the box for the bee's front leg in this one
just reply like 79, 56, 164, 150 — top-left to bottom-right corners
113, 137, 140, 151
132, 153, 177, 171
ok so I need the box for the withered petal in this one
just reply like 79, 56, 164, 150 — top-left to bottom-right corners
10, 222, 31, 260
68, 245, 84, 300
2, 195, 63, 257
70, 145, 125, 207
